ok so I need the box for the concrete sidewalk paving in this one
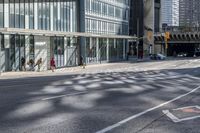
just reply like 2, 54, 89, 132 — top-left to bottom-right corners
0, 63, 112, 79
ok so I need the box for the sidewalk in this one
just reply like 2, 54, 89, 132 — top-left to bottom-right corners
0, 63, 112, 79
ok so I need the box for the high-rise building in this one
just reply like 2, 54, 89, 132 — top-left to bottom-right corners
179, 0, 200, 27
0, 0, 131, 72
129, 0, 161, 56
161, 0, 179, 26
129, 0, 144, 56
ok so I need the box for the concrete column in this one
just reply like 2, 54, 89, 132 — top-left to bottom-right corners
25, 36, 30, 68
96, 38, 99, 63
89, 37, 92, 63
123, 39, 126, 60
34, 2, 38, 30
47, 37, 51, 70
144, 0, 154, 56
64, 37, 68, 66
106, 38, 109, 62
4, 0, 9, 28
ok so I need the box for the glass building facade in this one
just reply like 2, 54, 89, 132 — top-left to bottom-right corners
0, 0, 79, 72
81, 0, 130, 64
6, 0, 77, 31
84, 0, 129, 35
0, 0, 131, 72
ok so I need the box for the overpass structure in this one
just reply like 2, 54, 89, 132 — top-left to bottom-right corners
154, 27, 200, 56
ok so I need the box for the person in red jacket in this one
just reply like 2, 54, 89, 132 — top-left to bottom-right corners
50, 57, 56, 72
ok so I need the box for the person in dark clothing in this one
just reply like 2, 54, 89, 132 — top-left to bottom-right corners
21, 57, 26, 71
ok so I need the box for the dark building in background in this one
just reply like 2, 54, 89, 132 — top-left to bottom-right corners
129, 0, 161, 57
154, 0, 161, 32
179, 0, 200, 27
129, 0, 144, 57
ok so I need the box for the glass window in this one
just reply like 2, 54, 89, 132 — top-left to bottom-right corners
0, 35, 4, 50
29, 0, 34, 29
20, 35, 25, 47
9, 0, 15, 28
53, 37, 64, 67
63, 1, 67, 31
15, 0, 20, 28
53, 1, 57, 30
60, 1, 64, 31
57, 0, 61, 31
20, 0, 25, 28
42, 0, 46, 30
46, 0, 50, 30
38, 1, 42, 29
0, 0, 4, 28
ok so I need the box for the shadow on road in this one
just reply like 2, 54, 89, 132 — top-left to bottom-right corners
0, 67, 200, 132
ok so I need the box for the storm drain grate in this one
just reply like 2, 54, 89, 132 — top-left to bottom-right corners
163, 106, 200, 123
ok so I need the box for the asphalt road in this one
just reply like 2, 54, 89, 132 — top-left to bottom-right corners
0, 59, 200, 133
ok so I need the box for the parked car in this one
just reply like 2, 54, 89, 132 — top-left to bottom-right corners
150, 54, 166, 60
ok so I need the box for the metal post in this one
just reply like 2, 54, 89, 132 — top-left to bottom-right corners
137, 18, 139, 59
0, 34, 1, 75
165, 37, 168, 57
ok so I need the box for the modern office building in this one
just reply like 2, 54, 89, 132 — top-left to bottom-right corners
129, 0, 144, 57
179, 0, 200, 27
129, 0, 161, 57
0, 0, 131, 72
161, 0, 179, 27
80, 0, 130, 64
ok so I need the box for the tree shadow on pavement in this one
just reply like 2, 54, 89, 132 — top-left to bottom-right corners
0, 67, 200, 133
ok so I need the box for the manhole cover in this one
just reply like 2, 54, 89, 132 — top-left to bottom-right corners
163, 106, 200, 123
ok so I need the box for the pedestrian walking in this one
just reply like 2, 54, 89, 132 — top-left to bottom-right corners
21, 56, 26, 71
34, 58, 42, 72
27, 59, 35, 71
50, 57, 56, 72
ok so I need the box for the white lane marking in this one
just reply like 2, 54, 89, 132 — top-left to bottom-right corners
162, 110, 180, 123
42, 91, 88, 101
96, 86, 200, 133
163, 105, 200, 123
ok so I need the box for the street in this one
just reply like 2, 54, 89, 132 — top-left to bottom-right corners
0, 59, 200, 133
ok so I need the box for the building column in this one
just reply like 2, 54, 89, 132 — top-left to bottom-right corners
64, 37, 68, 66
25, 36, 30, 68
106, 38, 109, 62
123, 39, 126, 60
96, 38, 99, 63
4, 0, 9, 28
